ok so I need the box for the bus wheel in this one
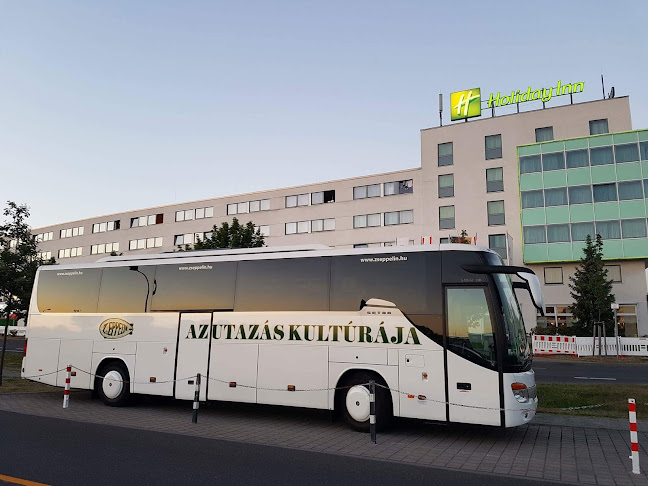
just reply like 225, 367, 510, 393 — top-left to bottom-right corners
340, 372, 391, 432
97, 362, 131, 407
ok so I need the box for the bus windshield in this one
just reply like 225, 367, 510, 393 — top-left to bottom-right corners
492, 272, 531, 369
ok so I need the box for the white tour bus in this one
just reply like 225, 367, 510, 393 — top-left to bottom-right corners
22, 244, 544, 429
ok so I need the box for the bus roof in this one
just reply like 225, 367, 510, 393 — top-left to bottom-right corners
40, 244, 497, 272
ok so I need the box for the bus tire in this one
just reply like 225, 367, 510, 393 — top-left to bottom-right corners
338, 371, 391, 432
97, 361, 131, 407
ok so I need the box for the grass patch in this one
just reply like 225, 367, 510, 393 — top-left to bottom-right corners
1, 353, 23, 372
0, 378, 57, 394
538, 383, 648, 418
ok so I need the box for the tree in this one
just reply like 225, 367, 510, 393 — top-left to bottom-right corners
0, 201, 56, 385
568, 234, 615, 336
179, 217, 265, 251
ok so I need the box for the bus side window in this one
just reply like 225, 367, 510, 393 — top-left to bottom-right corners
98, 266, 157, 313
330, 252, 436, 314
446, 287, 497, 368
37, 268, 103, 313
234, 258, 330, 312
151, 262, 236, 311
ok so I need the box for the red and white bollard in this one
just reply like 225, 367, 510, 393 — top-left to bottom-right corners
629, 398, 640, 474
63, 365, 71, 409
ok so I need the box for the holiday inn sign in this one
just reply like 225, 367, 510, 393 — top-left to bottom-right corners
450, 80, 585, 121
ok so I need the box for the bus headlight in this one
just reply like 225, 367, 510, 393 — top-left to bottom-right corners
511, 382, 529, 403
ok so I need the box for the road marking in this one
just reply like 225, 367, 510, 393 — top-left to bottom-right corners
0, 474, 51, 486
573, 376, 617, 381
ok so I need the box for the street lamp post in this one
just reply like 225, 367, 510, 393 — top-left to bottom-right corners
129, 266, 150, 312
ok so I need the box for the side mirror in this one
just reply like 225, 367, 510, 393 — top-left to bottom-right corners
516, 271, 545, 316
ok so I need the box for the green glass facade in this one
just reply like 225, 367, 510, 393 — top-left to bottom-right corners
518, 129, 648, 263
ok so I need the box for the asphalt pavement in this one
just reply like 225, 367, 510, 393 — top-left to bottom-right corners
534, 357, 648, 384
0, 411, 565, 486
0, 337, 23, 354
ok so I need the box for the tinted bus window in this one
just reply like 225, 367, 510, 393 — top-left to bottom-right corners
37, 268, 102, 313
441, 251, 489, 284
235, 258, 330, 311
98, 266, 157, 313
330, 252, 439, 315
151, 262, 237, 311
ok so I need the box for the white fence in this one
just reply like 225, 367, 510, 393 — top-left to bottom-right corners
533, 335, 648, 357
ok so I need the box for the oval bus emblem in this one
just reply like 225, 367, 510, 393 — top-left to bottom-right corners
99, 318, 134, 339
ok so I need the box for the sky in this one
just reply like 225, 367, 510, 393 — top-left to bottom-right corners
1, 0, 647, 228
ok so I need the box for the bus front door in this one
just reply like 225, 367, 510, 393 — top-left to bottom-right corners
175, 312, 211, 401
445, 287, 501, 426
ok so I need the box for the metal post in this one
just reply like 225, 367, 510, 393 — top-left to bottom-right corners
612, 303, 620, 358
629, 398, 640, 474
592, 324, 597, 356
602, 324, 607, 356
369, 380, 376, 444
0, 308, 12, 387
63, 365, 71, 409
192, 373, 201, 424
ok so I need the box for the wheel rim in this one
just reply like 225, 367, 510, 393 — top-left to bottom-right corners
346, 384, 371, 422
102, 370, 124, 399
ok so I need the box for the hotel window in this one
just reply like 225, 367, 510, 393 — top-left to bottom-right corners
229, 199, 269, 215
439, 206, 455, 230
131, 213, 164, 228
589, 119, 609, 135
38, 251, 52, 260
570, 222, 595, 241
544, 267, 563, 284
176, 207, 213, 221
568, 186, 592, 205
438, 142, 453, 166
487, 201, 506, 226
542, 152, 565, 171
566, 149, 589, 168
546, 224, 570, 243
60, 226, 84, 239
615, 144, 640, 163
58, 247, 83, 259
621, 219, 647, 238
384, 210, 413, 226
521, 190, 543, 209
604, 265, 622, 283
174, 233, 206, 246
35, 231, 54, 242
353, 184, 381, 199
439, 237, 450, 244
618, 304, 638, 337
595, 220, 621, 240
285, 194, 309, 208
641, 142, 648, 161
311, 190, 335, 205
519, 155, 541, 174
92, 220, 120, 233
488, 234, 507, 259
593, 183, 617, 202
311, 218, 335, 232
590, 146, 614, 166
618, 181, 644, 200
353, 244, 369, 249
535, 126, 554, 143
524, 226, 546, 244
544, 188, 567, 207
384, 179, 413, 196
90, 242, 120, 255
353, 213, 381, 229
129, 237, 163, 250
537, 305, 575, 329
485, 134, 502, 160
486, 168, 503, 193
285, 221, 311, 235
438, 174, 454, 198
